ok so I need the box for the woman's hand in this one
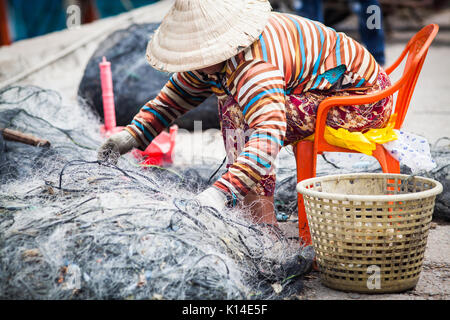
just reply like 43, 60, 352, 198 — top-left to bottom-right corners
194, 187, 229, 212
97, 130, 140, 165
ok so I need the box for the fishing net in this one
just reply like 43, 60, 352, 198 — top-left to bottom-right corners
0, 85, 314, 300
78, 23, 220, 131
428, 138, 450, 221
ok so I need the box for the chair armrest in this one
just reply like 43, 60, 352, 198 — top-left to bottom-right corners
385, 45, 410, 75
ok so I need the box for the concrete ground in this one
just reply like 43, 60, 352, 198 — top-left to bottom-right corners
0, 0, 448, 300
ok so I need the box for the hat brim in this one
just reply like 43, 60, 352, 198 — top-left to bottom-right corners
146, 0, 272, 73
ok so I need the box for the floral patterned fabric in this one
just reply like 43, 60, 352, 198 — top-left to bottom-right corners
218, 70, 393, 197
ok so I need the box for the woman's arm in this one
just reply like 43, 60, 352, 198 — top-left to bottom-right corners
125, 71, 213, 150
213, 60, 287, 200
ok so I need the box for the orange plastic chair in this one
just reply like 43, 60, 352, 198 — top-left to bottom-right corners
294, 24, 439, 245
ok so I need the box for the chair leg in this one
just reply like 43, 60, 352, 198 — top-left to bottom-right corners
373, 146, 401, 216
384, 152, 400, 174
373, 145, 400, 174
294, 141, 315, 246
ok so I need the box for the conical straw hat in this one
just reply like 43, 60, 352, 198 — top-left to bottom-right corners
146, 0, 272, 73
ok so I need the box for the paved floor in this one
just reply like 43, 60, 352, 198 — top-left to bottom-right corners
387, 43, 450, 144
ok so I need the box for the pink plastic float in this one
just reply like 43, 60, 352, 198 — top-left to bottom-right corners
99, 56, 178, 166
99, 56, 123, 136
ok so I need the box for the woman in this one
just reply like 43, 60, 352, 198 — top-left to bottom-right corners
98, 0, 392, 227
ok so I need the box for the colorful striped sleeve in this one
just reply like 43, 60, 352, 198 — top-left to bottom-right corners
213, 60, 287, 200
125, 71, 213, 150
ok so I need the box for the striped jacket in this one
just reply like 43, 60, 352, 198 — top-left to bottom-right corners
126, 12, 380, 200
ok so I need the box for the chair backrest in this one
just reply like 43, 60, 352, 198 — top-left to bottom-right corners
384, 24, 439, 129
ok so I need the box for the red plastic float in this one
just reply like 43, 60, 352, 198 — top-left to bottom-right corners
99, 56, 178, 166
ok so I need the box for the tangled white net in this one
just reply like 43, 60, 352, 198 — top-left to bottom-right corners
0, 85, 314, 300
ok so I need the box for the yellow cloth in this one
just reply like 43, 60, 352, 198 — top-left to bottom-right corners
303, 114, 398, 156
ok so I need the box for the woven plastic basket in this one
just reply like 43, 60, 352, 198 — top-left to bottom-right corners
297, 173, 443, 293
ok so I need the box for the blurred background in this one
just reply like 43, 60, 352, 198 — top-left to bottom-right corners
1, 0, 449, 45
0, 0, 158, 44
